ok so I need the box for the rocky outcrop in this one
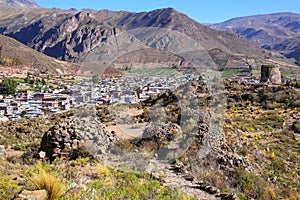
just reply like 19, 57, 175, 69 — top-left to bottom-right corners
33, 12, 117, 61
0, 10, 118, 61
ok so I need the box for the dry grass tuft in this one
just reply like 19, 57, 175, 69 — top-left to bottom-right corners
29, 168, 63, 200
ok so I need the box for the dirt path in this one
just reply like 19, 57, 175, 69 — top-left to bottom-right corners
103, 107, 221, 199
106, 124, 146, 139
148, 159, 221, 200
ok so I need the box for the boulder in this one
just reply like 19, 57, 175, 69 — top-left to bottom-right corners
18, 189, 48, 200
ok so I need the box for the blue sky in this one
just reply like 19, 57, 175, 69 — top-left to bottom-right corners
34, 0, 300, 23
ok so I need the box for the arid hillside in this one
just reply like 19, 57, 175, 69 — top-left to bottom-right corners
0, 34, 76, 74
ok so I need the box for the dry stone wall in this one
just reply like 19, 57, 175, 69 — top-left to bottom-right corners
39, 116, 118, 161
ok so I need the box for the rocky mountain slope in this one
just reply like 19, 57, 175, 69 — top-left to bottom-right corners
210, 12, 300, 65
0, 34, 75, 74
0, 0, 39, 9
0, 7, 277, 71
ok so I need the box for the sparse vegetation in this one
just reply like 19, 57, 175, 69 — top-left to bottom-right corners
0, 113, 196, 199
0, 170, 20, 199
221, 81, 300, 199
0, 56, 23, 66
0, 73, 299, 199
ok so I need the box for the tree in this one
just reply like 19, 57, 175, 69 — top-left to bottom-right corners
41, 78, 46, 85
21, 110, 27, 117
92, 74, 99, 84
198, 75, 205, 85
24, 73, 30, 83
0, 78, 17, 95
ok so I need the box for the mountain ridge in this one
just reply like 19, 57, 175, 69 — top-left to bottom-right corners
0, 7, 274, 70
210, 12, 300, 65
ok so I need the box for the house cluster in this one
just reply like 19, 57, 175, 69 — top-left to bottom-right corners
80, 74, 199, 105
0, 73, 199, 121
0, 88, 74, 122
227, 76, 260, 84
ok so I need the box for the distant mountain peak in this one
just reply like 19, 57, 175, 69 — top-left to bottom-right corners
0, 0, 40, 9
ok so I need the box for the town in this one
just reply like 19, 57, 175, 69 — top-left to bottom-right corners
0, 71, 201, 121
0, 63, 289, 122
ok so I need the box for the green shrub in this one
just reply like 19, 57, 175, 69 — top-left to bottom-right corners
235, 170, 266, 199
0, 172, 20, 199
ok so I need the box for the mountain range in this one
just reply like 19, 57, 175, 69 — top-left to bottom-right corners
0, 0, 299, 75
210, 12, 300, 65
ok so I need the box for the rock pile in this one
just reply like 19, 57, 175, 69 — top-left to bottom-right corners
216, 148, 252, 172
199, 122, 225, 148
40, 116, 118, 161
39, 118, 85, 161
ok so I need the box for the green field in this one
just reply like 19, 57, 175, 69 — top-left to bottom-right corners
220, 68, 260, 78
125, 67, 178, 77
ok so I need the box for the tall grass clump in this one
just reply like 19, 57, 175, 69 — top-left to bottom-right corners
28, 164, 63, 200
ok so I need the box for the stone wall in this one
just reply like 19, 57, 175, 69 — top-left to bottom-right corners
261, 64, 281, 84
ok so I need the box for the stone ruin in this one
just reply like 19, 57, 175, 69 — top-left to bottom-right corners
260, 64, 281, 84
39, 118, 85, 161
39, 116, 118, 161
